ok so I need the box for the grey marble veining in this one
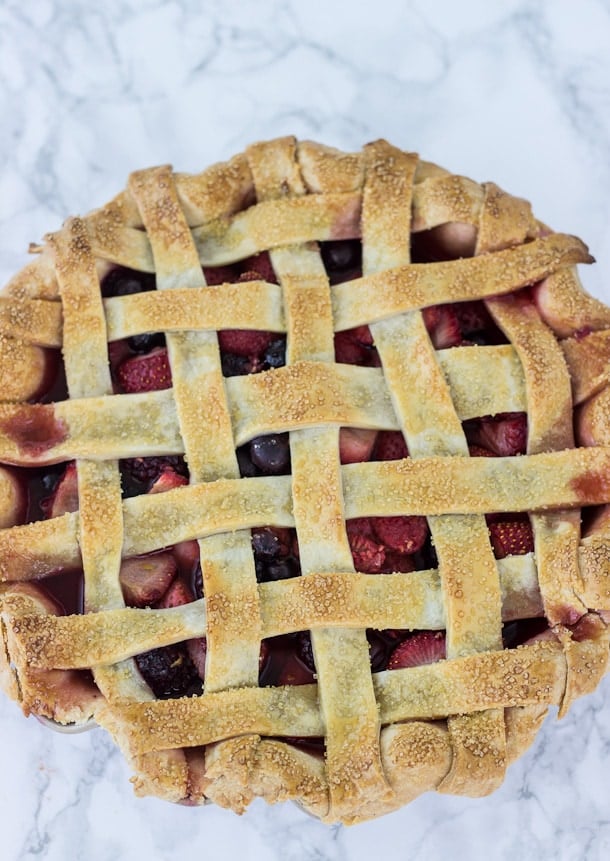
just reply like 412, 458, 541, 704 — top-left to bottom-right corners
1, 1, 610, 859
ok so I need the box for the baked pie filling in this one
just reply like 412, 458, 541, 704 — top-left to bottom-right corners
0, 137, 609, 823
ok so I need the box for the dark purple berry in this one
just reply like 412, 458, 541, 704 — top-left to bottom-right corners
237, 445, 259, 477
502, 618, 548, 649
265, 558, 297, 581
123, 456, 188, 485
221, 352, 251, 377
252, 528, 283, 559
250, 434, 290, 474
101, 266, 156, 298
296, 632, 316, 672
367, 631, 389, 672
127, 332, 166, 353
321, 240, 361, 272
135, 644, 202, 699
191, 562, 203, 599
263, 337, 286, 369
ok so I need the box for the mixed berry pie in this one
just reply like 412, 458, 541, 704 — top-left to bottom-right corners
1, 137, 609, 824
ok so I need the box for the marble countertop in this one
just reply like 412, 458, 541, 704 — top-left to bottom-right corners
1, 1, 610, 859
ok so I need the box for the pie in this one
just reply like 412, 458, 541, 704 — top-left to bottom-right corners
0, 136, 609, 825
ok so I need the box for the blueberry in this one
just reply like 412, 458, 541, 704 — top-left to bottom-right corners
127, 332, 166, 353
101, 266, 156, 298
250, 434, 290, 474
221, 352, 250, 377
237, 445, 260, 477
252, 528, 283, 559
320, 240, 361, 272
263, 337, 286, 370
265, 558, 297, 581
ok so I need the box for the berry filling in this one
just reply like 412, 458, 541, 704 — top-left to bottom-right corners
120, 455, 189, 497
252, 526, 300, 583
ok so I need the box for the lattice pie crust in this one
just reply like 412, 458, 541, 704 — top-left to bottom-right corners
0, 138, 609, 824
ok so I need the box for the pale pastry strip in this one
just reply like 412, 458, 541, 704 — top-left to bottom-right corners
362, 140, 505, 796
47, 218, 112, 397
192, 192, 361, 265
127, 165, 235, 481
227, 348, 525, 445
410, 174, 484, 231
4, 447, 610, 582
99, 639, 577, 756
128, 166, 261, 691
561, 328, 610, 404
82, 193, 359, 271
0, 296, 62, 347
0, 348, 526, 465
0, 513, 80, 580
475, 182, 537, 254
50, 218, 157, 713
7, 235, 588, 347
104, 282, 285, 341
6, 559, 544, 670
0, 391, 182, 465
250, 135, 393, 823
434, 186, 537, 795
487, 294, 587, 628
332, 234, 592, 332
343, 447, 610, 516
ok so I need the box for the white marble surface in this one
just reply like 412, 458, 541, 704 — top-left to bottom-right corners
1, 1, 610, 858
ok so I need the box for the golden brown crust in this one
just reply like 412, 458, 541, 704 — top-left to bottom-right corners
0, 136, 608, 823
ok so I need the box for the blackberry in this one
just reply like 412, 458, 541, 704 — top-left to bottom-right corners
262, 337, 286, 369
123, 455, 188, 485
135, 644, 203, 699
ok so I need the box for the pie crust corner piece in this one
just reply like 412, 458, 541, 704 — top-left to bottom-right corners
1, 136, 610, 825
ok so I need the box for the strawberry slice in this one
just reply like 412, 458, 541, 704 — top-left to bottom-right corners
379, 550, 416, 574
173, 540, 201, 576
203, 264, 239, 285
277, 652, 316, 686
339, 428, 378, 464
346, 519, 385, 572
117, 347, 172, 393
467, 412, 527, 456
42, 462, 78, 518
120, 552, 177, 607
149, 468, 189, 494
217, 329, 275, 358
372, 515, 429, 554
468, 444, 496, 458
388, 631, 446, 669
334, 326, 377, 366
374, 431, 409, 461
422, 305, 461, 349
487, 514, 534, 559
156, 578, 195, 608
